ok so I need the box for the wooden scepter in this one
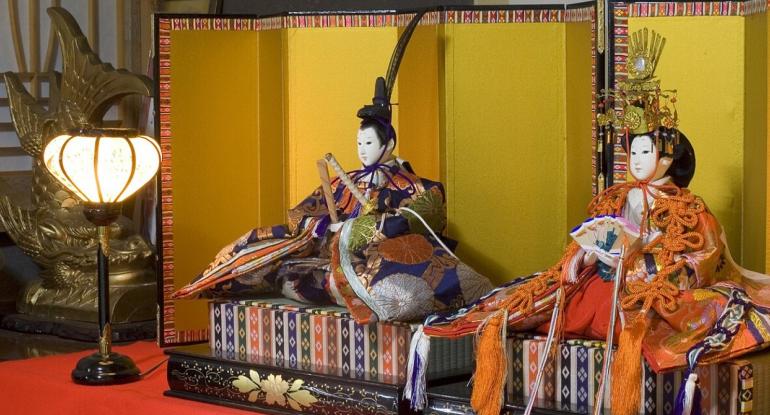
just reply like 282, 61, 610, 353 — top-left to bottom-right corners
323, 153, 375, 214
316, 159, 339, 223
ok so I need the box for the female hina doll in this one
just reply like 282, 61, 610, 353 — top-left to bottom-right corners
172, 12, 492, 324
405, 30, 770, 415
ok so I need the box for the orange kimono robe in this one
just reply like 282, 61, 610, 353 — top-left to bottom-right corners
423, 182, 770, 373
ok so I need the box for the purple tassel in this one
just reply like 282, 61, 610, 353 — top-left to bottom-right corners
673, 372, 702, 415
404, 326, 430, 410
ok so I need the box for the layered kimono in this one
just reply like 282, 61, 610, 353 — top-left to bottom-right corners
421, 177, 770, 374
172, 159, 492, 324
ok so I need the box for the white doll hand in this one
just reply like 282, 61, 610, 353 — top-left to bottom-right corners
626, 270, 653, 284
583, 251, 598, 266
584, 249, 619, 268
596, 250, 619, 268
327, 222, 343, 233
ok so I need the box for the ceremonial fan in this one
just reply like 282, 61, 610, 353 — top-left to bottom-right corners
570, 215, 641, 257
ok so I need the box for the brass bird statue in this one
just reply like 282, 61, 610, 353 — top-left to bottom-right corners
0, 7, 156, 325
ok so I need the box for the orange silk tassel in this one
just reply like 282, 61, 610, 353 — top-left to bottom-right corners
611, 311, 652, 415
471, 311, 507, 415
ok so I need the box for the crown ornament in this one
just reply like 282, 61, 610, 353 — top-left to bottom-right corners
598, 28, 679, 135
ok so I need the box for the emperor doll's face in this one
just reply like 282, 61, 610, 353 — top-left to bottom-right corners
357, 126, 390, 166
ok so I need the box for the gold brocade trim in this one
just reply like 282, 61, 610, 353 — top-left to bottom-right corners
749, 311, 770, 339
597, 0, 605, 54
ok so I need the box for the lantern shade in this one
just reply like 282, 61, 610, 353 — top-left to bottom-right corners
44, 129, 162, 204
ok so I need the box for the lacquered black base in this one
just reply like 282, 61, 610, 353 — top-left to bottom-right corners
71, 352, 141, 385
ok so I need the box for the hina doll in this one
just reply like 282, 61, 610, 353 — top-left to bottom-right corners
172, 11, 492, 324
405, 29, 770, 415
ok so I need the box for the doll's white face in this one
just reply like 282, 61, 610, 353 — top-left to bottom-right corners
629, 135, 658, 181
357, 126, 389, 166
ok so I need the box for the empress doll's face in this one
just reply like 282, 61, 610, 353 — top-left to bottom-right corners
357, 126, 385, 166
629, 135, 658, 181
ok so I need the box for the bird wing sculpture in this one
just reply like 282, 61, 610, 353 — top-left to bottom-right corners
0, 7, 155, 317
48, 7, 151, 128
0, 198, 43, 262
3, 74, 52, 157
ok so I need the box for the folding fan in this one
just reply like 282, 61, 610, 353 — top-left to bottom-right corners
569, 215, 641, 256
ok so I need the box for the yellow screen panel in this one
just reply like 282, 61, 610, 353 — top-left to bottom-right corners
442, 23, 572, 283
284, 27, 397, 206
627, 17, 748, 266
163, 28, 284, 342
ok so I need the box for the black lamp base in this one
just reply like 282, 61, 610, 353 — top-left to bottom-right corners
71, 352, 141, 385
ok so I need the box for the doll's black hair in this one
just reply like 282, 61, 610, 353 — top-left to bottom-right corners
623, 127, 696, 187
359, 119, 390, 147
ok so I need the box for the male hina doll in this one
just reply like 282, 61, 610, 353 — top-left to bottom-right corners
172, 11, 492, 324
405, 29, 770, 415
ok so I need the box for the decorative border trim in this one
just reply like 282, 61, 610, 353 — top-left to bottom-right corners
612, 3, 629, 184
157, 18, 174, 344
627, 0, 767, 17
741, 0, 767, 15
163, 8, 598, 31
444, 9, 565, 23
566, 6, 594, 22
158, 17, 210, 345
591, 7, 598, 194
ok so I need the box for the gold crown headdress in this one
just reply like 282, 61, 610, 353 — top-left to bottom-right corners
598, 29, 679, 139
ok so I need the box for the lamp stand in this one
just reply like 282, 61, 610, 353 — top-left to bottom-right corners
72, 204, 140, 385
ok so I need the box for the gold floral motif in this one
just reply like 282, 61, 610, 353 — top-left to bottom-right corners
692, 289, 720, 302
233, 369, 318, 411
378, 234, 433, 265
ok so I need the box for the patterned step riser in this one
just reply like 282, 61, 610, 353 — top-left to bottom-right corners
506, 337, 753, 415
210, 300, 473, 384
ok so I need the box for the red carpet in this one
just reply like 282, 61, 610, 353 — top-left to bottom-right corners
0, 341, 255, 414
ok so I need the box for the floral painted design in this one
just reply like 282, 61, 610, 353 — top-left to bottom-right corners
233, 369, 318, 411
377, 234, 433, 265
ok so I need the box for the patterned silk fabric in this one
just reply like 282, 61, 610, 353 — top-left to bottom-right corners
423, 183, 770, 373
172, 161, 492, 324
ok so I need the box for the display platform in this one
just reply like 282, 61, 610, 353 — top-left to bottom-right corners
165, 343, 471, 415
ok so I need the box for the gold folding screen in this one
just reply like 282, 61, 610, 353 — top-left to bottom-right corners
441, 20, 594, 280
604, 1, 769, 273
156, 7, 596, 346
